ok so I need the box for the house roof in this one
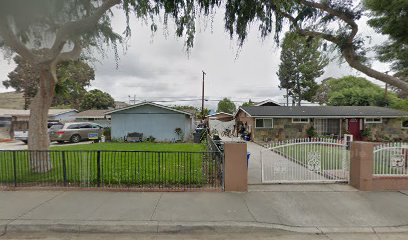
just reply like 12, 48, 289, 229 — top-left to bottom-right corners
0, 108, 77, 117
105, 102, 193, 116
76, 110, 110, 119
254, 99, 281, 106
239, 106, 408, 118
206, 112, 234, 118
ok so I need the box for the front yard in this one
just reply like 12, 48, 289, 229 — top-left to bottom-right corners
0, 142, 222, 189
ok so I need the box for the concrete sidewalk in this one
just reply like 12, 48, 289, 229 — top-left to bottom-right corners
2, 186, 408, 235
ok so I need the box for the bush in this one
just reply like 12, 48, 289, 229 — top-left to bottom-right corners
145, 136, 156, 143
306, 126, 317, 137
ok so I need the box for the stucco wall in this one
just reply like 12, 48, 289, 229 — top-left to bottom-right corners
111, 105, 193, 141
364, 118, 408, 141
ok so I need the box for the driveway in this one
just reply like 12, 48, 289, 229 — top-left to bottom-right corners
220, 136, 331, 184
0, 140, 93, 150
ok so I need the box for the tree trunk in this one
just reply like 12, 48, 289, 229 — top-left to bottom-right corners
342, 47, 408, 92
28, 64, 56, 173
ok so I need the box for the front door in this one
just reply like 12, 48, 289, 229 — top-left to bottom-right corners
348, 119, 361, 140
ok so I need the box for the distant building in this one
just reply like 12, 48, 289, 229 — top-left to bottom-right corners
114, 101, 129, 109
75, 109, 111, 127
106, 102, 194, 142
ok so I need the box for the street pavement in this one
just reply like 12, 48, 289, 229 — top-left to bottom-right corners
1, 186, 408, 235
2, 230, 408, 240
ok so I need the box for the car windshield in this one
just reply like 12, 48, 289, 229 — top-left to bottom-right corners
49, 124, 63, 130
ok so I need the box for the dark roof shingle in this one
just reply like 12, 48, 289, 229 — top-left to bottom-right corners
241, 106, 408, 117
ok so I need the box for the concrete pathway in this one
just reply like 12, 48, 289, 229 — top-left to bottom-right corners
247, 142, 331, 184
2, 188, 408, 234
220, 137, 327, 184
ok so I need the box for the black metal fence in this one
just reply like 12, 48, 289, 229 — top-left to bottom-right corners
0, 150, 223, 191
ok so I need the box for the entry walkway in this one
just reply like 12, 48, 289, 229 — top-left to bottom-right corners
220, 137, 329, 184
2, 189, 408, 234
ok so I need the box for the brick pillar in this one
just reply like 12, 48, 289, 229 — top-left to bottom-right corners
223, 142, 247, 192
350, 141, 376, 191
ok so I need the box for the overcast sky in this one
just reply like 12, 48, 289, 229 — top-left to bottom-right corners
0, 7, 390, 111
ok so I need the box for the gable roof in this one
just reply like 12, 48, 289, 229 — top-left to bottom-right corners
254, 99, 281, 106
76, 110, 111, 119
105, 102, 193, 116
0, 108, 77, 117
239, 106, 408, 118
206, 112, 234, 117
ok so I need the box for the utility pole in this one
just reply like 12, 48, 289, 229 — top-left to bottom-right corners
128, 95, 136, 105
201, 70, 206, 120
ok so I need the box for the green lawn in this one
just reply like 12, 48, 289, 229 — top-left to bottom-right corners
52, 142, 206, 151
0, 143, 222, 188
273, 144, 350, 170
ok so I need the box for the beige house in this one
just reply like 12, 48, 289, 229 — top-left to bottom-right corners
235, 106, 408, 142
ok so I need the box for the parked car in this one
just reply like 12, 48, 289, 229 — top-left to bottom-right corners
49, 122, 103, 143
14, 121, 62, 144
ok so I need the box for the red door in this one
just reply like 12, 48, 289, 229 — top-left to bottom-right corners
348, 118, 361, 140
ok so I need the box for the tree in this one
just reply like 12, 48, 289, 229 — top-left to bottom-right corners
0, 0, 212, 155
277, 32, 328, 105
217, 98, 236, 114
221, 0, 408, 92
79, 89, 115, 111
365, 0, 408, 79
241, 99, 255, 107
3, 56, 94, 109
196, 108, 210, 119
314, 76, 408, 111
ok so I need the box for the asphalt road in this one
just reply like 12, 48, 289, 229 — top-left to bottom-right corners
1, 231, 408, 240
0, 141, 93, 150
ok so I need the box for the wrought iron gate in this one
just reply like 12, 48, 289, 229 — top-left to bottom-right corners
261, 138, 350, 183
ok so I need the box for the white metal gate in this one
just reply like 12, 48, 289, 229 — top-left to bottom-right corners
261, 138, 350, 183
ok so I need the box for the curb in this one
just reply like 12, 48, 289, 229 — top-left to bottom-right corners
2, 220, 408, 234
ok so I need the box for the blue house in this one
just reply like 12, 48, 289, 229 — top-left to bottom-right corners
106, 102, 194, 142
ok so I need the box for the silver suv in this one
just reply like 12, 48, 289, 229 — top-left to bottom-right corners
49, 122, 103, 143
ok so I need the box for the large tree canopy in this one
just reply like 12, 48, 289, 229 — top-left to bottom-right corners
314, 76, 408, 111
3, 56, 94, 109
217, 98, 236, 114
365, 0, 408, 78
278, 32, 328, 106
80, 89, 115, 111
221, 0, 408, 92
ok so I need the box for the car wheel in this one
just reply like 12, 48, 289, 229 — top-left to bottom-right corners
22, 140, 28, 144
57, 141, 65, 144
70, 134, 81, 143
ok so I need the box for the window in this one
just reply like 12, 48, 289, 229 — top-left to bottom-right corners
365, 118, 382, 124
67, 124, 80, 129
79, 124, 93, 129
314, 119, 340, 136
292, 118, 309, 123
255, 118, 273, 128
402, 120, 408, 129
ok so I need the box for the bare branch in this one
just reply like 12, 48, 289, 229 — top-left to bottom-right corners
50, 0, 121, 58
274, 4, 408, 92
0, 16, 36, 62
298, 0, 358, 42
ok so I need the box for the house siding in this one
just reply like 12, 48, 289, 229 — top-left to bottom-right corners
254, 118, 313, 142
364, 118, 408, 141
111, 105, 192, 141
